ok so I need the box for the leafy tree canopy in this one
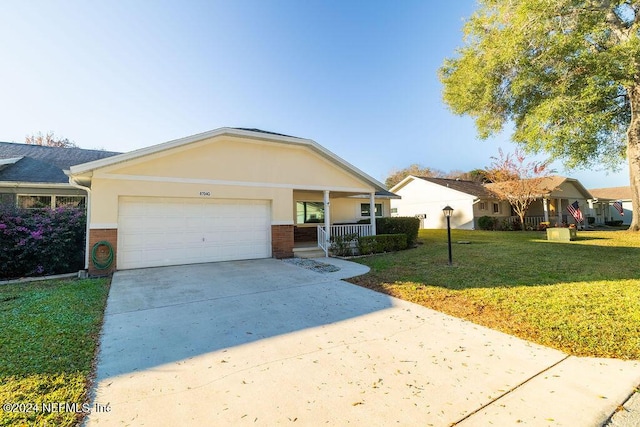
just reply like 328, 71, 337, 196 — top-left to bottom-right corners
440, 0, 640, 230
485, 148, 554, 230
385, 164, 445, 188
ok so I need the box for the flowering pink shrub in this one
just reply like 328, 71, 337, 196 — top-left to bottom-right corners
0, 205, 86, 279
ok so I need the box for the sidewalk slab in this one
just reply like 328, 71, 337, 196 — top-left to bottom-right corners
607, 389, 640, 426
458, 356, 640, 426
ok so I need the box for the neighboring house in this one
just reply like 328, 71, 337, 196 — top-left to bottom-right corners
588, 186, 633, 225
487, 176, 593, 228
67, 128, 397, 274
391, 175, 592, 230
0, 142, 120, 209
390, 176, 508, 230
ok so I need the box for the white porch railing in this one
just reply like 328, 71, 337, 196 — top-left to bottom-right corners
317, 226, 329, 257
329, 224, 374, 239
508, 215, 569, 228
317, 224, 374, 256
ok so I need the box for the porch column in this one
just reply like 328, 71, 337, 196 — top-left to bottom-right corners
543, 198, 549, 222
323, 190, 331, 250
557, 198, 562, 225
370, 192, 377, 236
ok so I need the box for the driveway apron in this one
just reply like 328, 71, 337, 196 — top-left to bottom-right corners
85, 258, 640, 426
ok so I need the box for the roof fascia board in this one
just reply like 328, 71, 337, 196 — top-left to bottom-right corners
0, 182, 73, 189
389, 175, 417, 193
347, 194, 401, 199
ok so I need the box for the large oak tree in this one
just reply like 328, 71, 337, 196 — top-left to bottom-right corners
440, 0, 640, 231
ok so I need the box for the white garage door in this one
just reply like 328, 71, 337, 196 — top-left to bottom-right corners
118, 197, 271, 269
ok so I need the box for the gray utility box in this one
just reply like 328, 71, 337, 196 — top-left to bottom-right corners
546, 228, 577, 241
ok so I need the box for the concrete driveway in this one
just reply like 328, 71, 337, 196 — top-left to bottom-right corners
86, 258, 640, 426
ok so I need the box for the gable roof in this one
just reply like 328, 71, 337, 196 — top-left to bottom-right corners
485, 175, 593, 199
589, 186, 633, 201
392, 176, 499, 199
392, 174, 593, 201
419, 177, 499, 198
0, 142, 120, 184
68, 127, 391, 193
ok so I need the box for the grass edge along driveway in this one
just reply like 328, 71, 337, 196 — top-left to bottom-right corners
349, 229, 640, 360
0, 278, 110, 427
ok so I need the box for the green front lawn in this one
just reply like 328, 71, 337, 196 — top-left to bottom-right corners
350, 229, 640, 359
0, 278, 110, 427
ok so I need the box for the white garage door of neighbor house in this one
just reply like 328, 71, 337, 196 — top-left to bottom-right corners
118, 197, 271, 269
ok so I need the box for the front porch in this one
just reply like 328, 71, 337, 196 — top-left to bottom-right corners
521, 196, 590, 228
292, 188, 390, 257
293, 223, 374, 258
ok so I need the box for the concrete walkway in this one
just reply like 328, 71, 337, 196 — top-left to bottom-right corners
85, 258, 640, 426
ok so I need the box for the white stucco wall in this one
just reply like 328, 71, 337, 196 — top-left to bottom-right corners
391, 179, 478, 230
608, 201, 632, 225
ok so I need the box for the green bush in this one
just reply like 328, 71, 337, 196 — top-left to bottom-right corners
375, 217, 420, 246
496, 218, 517, 231
478, 216, 495, 230
0, 206, 86, 279
358, 234, 407, 255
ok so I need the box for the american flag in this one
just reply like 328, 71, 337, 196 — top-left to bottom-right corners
613, 200, 624, 216
567, 201, 583, 223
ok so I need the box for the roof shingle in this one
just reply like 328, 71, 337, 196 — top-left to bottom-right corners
588, 186, 633, 201
0, 142, 120, 183
416, 177, 499, 198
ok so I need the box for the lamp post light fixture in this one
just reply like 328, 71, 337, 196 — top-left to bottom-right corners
442, 205, 454, 266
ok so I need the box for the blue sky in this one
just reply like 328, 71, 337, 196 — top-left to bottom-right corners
0, 0, 629, 189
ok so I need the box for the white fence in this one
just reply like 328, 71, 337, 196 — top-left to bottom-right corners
316, 224, 374, 256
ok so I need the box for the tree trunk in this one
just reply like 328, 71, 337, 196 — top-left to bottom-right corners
518, 212, 526, 231
627, 85, 640, 231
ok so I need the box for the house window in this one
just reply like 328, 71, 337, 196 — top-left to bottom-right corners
479, 202, 487, 211
17, 195, 86, 210
296, 201, 324, 223
391, 207, 398, 214
56, 196, 85, 208
361, 203, 382, 217
493, 202, 501, 213
18, 195, 52, 209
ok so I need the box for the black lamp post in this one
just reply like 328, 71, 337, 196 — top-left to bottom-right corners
442, 205, 454, 266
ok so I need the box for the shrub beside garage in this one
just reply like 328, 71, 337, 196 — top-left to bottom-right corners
334, 216, 419, 256
0, 205, 86, 280
358, 234, 407, 255
375, 217, 420, 246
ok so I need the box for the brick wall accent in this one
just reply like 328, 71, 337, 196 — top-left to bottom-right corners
88, 228, 117, 276
294, 226, 317, 243
271, 225, 294, 259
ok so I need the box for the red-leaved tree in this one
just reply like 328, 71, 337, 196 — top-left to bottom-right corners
485, 149, 555, 230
